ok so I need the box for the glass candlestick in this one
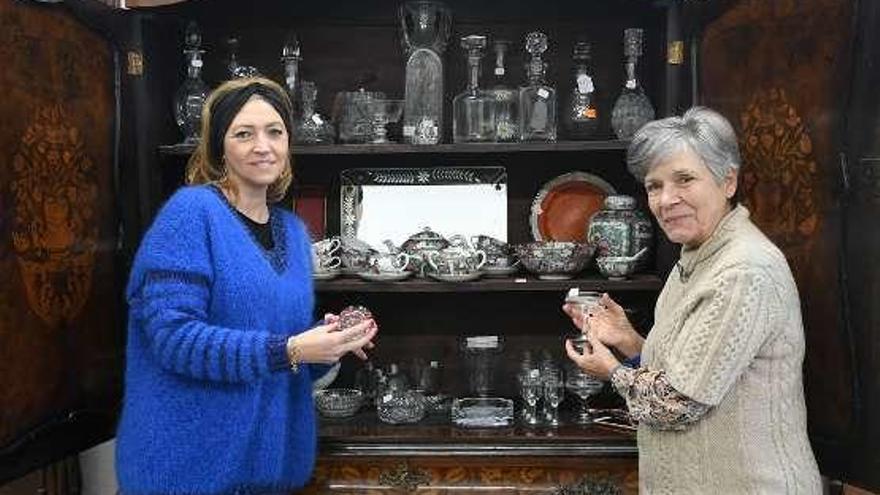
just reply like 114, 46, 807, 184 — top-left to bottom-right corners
564, 39, 600, 139
519, 31, 557, 142
453, 35, 496, 143
399, 1, 452, 145
173, 22, 209, 145
611, 28, 655, 139
489, 40, 519, 142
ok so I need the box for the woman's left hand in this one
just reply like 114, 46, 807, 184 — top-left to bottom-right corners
564, 330, 620, 380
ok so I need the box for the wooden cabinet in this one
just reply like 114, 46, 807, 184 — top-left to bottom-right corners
2, 0, 880, 493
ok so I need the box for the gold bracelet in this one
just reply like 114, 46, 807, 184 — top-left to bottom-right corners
286, 336, 302, 374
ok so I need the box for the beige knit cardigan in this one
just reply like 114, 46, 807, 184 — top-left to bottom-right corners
638, 205, 821, 494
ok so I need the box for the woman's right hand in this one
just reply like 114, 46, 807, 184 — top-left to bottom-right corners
563, 293, 643, 358
289, 317, 378, 364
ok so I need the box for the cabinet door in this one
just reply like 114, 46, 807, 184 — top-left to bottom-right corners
693, 0, 859, 485
841, 1, 880, 492
0, 0, 124, 483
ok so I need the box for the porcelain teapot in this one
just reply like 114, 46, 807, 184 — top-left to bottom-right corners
388, 227, 451, 276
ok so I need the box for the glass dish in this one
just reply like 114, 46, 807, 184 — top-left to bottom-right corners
314, 388, 364, 418
451, 397, 514, 428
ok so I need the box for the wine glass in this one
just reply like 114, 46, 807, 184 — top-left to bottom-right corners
542, 367, 564, 427
565, 370, 604, 424
518, 368, 542, 426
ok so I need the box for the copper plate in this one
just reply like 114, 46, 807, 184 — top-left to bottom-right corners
529, 172, 616, 241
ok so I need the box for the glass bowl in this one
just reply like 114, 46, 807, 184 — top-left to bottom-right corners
513, 241, 595, 280
314, 388, 364, 418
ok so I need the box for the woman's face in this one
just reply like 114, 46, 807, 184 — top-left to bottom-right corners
222, 96, 289, 197
644, 149, 737, 249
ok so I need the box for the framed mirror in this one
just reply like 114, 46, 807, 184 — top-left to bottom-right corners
340, 167, 507, 249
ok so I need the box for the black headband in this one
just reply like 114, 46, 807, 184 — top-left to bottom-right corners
208, 82, 293, 167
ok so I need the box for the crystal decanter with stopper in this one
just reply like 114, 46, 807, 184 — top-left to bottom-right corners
225, 36, 259, 79
294, 81, 334, 145
453, 35, 496, 143
611, 28, 655, 139
399, 0, 452, 144
519, 31, 557, 142
564, 39, 600, 139
488, 40, 518, 142
173, 21, 209, 145
280, 33, 302, 115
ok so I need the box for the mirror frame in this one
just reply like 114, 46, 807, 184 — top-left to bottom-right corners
339, 166, 507, 241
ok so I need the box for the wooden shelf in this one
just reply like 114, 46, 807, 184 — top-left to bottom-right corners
315, 273, 663, 293
318, 409, 636, 457
158, 140, 630, 157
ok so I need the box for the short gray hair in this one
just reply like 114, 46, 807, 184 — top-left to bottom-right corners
626, 106, 741, 184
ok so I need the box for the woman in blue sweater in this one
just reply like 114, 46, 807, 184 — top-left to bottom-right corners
116, 77, 378, 495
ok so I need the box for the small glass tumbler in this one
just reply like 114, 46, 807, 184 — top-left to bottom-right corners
565, 289, 602, 334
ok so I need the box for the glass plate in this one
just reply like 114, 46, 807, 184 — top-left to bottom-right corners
529, 171, 615, 242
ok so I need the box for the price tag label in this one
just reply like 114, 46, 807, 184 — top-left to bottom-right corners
191, 59, 203, 68
537, 88, 550, 100
577, 74, 594, 94
626, 79, 637, 90
466, 335, 500, 349
494, 67, 505, 76
311, 114, 324, 125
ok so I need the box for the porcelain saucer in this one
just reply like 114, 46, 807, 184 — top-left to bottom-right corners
428, 272, 482, 283
357, 271, 413, 282
313, 269, 341, 281
480, 265, 519, 278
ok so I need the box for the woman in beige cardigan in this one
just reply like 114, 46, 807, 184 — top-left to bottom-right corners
565, 107, 821, 494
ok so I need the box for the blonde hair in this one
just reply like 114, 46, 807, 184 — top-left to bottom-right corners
185, 77, 294, 203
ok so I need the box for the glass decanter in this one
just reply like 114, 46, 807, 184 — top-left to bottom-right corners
399, 0, 452, 145
225, 36, 259, 79
519, 31, 557, 142
611, 28, 655, 139
294, 81, 334, 145
280, 32, 302, 115
453, 35, 496, 143
488, 40, 519, 142
173, 22, 209, 145
564, 40, 600, 140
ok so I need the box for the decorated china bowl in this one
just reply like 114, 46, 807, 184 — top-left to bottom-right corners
513, 241, 595, 280
595, 255, 639, 280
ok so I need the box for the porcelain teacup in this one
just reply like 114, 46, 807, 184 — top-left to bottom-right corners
366, 252, 411, 273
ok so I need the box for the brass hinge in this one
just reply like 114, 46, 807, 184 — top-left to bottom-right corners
127, 50, 144, 76
667, 40, 684, 65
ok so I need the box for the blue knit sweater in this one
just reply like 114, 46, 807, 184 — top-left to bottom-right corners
116, 185, 320, 495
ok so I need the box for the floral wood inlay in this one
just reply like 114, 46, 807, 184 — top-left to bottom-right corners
739, 88, 819, 248
10, 104, 98, 325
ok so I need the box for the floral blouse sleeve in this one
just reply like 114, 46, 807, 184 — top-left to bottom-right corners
610, 365, 710, 431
